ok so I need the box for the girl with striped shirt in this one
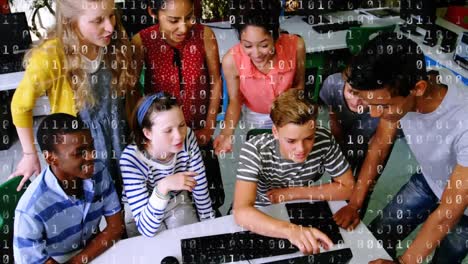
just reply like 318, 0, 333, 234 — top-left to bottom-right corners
120, 93, 214, 237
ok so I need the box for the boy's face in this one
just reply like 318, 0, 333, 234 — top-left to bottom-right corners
272, 120, 316, 163
48, 131, 95, 180
350, 86, 415, 122
343, 82, 369, 113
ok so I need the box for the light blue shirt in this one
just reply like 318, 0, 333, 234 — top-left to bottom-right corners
400, 68, 468, 215
13, 160, 121, 264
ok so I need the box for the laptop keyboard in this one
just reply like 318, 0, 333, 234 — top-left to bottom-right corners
286, 202, 344, 245
181, 231, 299, 263
263, 248, 353, 264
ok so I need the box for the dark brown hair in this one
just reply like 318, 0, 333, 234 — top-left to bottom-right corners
130, 93, 179, 151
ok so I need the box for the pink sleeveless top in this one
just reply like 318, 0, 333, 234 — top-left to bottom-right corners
231, 34, 299, 114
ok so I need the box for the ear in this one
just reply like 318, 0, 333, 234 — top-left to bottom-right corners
44, 151, 58, 166
142, 127, 152, 141
411, 80, 428, 97
147, 6, 157, 19
272, 125, 279, 140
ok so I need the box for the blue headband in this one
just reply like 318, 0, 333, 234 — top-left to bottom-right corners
137, 92, 165, 127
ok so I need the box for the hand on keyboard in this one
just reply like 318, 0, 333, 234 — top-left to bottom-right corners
287, 224, 333, 255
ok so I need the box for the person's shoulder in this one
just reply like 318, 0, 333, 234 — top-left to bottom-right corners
246, 133, 276, 151
314, 126, 333, 142
15, 170, 53, 218
121, 144, 137, 155
27, 38, 61, 63
322, 73, 344, 90
138, 24, 158, 38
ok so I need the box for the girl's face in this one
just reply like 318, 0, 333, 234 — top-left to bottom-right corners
76, 0, 116, 49
157, 0, 195, 46
240, 25, 275, 68
143, 107, 187, 158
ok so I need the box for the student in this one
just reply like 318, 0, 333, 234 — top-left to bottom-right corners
131, 0, 224, 214
233, 89, 354, 254
345, 32, 468, 264
214, 0, 306, 154
120, 93, 214, 237
10, 0, 138, 190
319, 69, 398, 224
13, 113, 123, 264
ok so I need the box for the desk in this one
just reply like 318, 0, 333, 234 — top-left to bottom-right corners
93, 201, 391, 264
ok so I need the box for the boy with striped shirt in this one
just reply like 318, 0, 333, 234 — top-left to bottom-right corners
13, 113, 124, 264
233, 89, 355, 255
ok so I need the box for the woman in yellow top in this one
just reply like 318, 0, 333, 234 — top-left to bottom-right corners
10, 0, 138, 190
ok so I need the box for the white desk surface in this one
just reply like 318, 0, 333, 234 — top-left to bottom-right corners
93, 201, 391, 264
0, 71, 24, 91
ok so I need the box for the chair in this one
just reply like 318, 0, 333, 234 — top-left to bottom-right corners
0, 176, 29, 263
217, 67, 229, 122
444, 6, 468, 30
305, 52, 326, 103
345, 24, 397, 55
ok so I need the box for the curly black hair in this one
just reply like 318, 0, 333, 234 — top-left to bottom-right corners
347, 32, 428, 97
229, 0, 282, 41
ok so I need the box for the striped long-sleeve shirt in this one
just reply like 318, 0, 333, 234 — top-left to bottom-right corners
119, 128, 214, 237
237, 126, 350, 207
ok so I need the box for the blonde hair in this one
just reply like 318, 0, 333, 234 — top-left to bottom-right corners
270, 89, 318, 128
25, 0, 137, 110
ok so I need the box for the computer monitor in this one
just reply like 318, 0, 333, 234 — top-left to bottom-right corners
284, 0, 362, 24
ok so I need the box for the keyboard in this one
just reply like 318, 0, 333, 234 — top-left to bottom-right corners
312, 21, 362, 34
181, 231, 299, 263
263, 248, 353, 264
286, 202, 344, 244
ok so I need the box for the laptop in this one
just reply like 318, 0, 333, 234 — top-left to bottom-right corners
0, 12, 32, 74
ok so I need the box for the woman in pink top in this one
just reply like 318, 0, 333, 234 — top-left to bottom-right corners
214, 0, 305, 154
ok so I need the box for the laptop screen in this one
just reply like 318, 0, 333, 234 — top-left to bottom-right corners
0, 12, 32, 56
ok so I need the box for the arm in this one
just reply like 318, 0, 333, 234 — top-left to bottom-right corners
13, 211, 49, 264
131, 33, 145, 90
10, 127, 41, 191
195, 26, 222, 146
292, 36, 306, 90
395, 164, 468, 264
119, 149, 171, 237
186, 129, 215, 219
333, 119, 398, 230
67, 212, 124, 264
267, 168, 354, 203
10, 48, 53, 189
213, 52, 242, 154
329, 113, 344, 144
234, 180, 333, 254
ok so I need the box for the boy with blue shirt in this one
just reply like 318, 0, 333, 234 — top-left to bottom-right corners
13, 113, 124, 264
